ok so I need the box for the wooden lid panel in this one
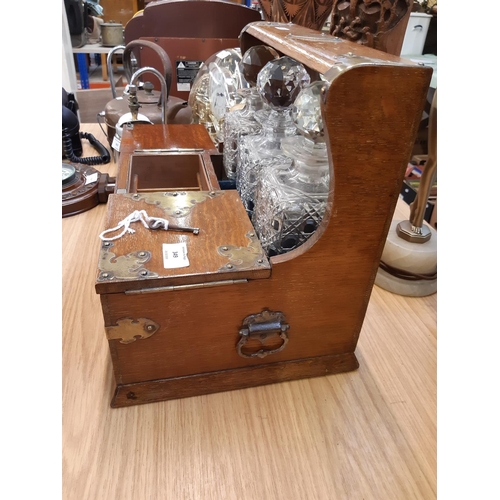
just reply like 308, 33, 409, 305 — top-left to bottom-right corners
95, 190, 270, 294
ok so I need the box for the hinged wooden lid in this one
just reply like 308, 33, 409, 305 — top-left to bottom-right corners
95, 190, 271, 294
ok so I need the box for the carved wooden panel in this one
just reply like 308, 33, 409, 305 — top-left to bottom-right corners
329, 0, 412, 55
258, 0, 334, 31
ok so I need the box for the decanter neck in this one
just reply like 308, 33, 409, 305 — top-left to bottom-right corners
257, 108, 295, 134
281, 137, 330, 184
241, 88, 265, 113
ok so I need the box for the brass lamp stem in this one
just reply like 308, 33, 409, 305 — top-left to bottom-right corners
397, 89, 437, 243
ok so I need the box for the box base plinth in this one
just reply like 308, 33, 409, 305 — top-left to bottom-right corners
111, 352, 359, 408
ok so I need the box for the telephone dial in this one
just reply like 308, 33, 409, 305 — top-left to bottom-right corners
62, 88, 115, 218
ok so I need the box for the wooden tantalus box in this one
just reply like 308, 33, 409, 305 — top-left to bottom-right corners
95, 22, 431, 408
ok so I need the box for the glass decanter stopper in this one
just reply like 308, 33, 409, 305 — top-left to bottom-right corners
252, 81, 331, 256
236, 56, 311, 218
222, 45, 279, 180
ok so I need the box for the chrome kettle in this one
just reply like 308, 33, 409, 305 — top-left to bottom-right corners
101, 39, 192, 150
111, 66, 168, 159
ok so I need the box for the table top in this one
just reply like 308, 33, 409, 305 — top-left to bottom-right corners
72, 43, 121, 54
62, 124, 437, 500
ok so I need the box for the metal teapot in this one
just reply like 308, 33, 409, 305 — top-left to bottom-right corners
101, 39, 192, 150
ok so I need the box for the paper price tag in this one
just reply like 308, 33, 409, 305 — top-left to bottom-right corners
162, 242, 190, 269
85, 172, 99, 185
111, 134, 121, 152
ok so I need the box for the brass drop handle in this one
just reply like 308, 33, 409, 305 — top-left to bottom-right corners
236, 310, 289, 359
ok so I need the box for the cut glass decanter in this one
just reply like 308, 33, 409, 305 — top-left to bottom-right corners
252, 80, 331, 256
236, 56, 310, 218
222, 45, 279, 180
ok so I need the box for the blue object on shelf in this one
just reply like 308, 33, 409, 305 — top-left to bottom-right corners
77, 53, 90, 89
219, 179, 236, 190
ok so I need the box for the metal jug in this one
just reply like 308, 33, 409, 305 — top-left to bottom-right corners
100, 21, 125, 47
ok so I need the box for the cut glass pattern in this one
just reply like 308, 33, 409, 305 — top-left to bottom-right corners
252, 81, 332, 256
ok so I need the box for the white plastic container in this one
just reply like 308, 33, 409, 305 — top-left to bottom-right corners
401, 13, 433, 56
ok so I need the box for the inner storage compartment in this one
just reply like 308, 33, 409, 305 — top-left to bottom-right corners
210, 154, 225, 180
211, 154, 236, 190
127, 153, 214, 192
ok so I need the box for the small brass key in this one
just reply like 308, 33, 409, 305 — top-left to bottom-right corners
147, 220, 199, 235
168, 225, 200, 235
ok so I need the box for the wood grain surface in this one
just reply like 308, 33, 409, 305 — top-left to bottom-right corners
116, 124, 219, 190
62, 125, 436, 499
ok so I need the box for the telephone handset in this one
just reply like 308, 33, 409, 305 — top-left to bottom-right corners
62, 88, 110, 165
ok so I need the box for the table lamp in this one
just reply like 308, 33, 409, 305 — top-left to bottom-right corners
375, 89, 437, 297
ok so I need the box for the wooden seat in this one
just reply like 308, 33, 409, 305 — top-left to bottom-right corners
125, 0, 261, 40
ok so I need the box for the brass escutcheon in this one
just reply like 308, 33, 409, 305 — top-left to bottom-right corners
218, 232, 268, 272
97, 249, 157, 281
105, 317, 160, 344
125, 191, 222, 218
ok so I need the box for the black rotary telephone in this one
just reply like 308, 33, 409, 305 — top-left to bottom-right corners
62, 87, 110, 165
62, 88, 115, 218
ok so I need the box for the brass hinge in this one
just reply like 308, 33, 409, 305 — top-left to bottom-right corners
124, 279, 248, 294
133, 148, 204, 154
